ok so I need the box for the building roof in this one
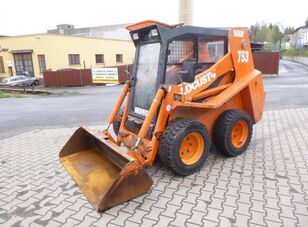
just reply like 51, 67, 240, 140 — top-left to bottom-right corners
49, 23, 129, 31
0, 32, 132, 43
47, 23, 131, 40
294, 26, 308, 33
85, 23, 129, 29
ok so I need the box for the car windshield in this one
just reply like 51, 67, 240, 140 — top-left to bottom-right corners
133, 42, 161, 114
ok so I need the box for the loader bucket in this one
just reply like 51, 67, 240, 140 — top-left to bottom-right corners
59, 127, 153, 212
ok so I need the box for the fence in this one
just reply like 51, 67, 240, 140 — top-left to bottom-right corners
283, 56, 308, 66
43, 65, 133, 87
43, 69, 92, 87
116, 64, 134, 83
252, 51, 279, 75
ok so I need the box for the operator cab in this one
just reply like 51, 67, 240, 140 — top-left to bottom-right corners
126, 21, 229, 131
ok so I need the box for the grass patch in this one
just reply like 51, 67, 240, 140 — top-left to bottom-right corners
0, 92, 22, 98
286, 46, 308, 57
57, 90, 80, 95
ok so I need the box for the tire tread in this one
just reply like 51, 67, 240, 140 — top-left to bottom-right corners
214, 110, 253, 157
160, 119, 210, 175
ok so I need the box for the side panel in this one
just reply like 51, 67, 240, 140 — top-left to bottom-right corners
170, 93, 245, 137
169, 72, 265, 137
241, 74, 265, 123
229, 29, 254, 79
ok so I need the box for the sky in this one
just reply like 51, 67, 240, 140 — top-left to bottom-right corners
0, 0, 307, 36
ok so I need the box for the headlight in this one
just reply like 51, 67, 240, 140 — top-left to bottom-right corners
132, 33, 139, 40
149, 28, 158, 37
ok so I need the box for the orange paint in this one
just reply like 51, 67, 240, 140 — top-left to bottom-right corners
59, 25, 265, 213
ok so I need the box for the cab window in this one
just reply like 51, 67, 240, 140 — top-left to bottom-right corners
165, 39, 197, 84
198, 39, 225, 63
165, 37, 225, 85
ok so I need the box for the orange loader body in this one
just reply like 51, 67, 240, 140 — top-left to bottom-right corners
59, 21, 265, 212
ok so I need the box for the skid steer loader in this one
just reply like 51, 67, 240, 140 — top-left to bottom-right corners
59, 20, 265, 212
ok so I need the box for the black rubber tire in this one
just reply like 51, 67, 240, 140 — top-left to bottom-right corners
214, 110, 253, 157
112, 107, 124, 136
159, 119, 211, 176
34, 80, 40, 86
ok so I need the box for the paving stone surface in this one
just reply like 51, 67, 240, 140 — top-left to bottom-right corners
1, 108, 308, 226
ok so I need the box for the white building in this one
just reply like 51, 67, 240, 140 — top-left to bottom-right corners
292, 26, 308, 48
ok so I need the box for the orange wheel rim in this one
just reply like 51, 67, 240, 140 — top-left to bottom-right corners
231, 120, 248, 148
179, 132, 205, 165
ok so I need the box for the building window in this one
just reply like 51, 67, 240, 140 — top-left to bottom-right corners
95, 54, 104, 64
38, 55, 46, 73
0, 56, 5, 73
68, 54, 80, 65
116, 54, 123, 63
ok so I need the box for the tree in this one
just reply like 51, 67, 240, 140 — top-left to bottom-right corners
271, 25, 282, 42
283, 26, 294, 42
284, 26, 295, 35
249, 22, 291, 50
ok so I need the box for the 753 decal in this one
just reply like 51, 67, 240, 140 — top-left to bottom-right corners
237, 50, 249, 63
